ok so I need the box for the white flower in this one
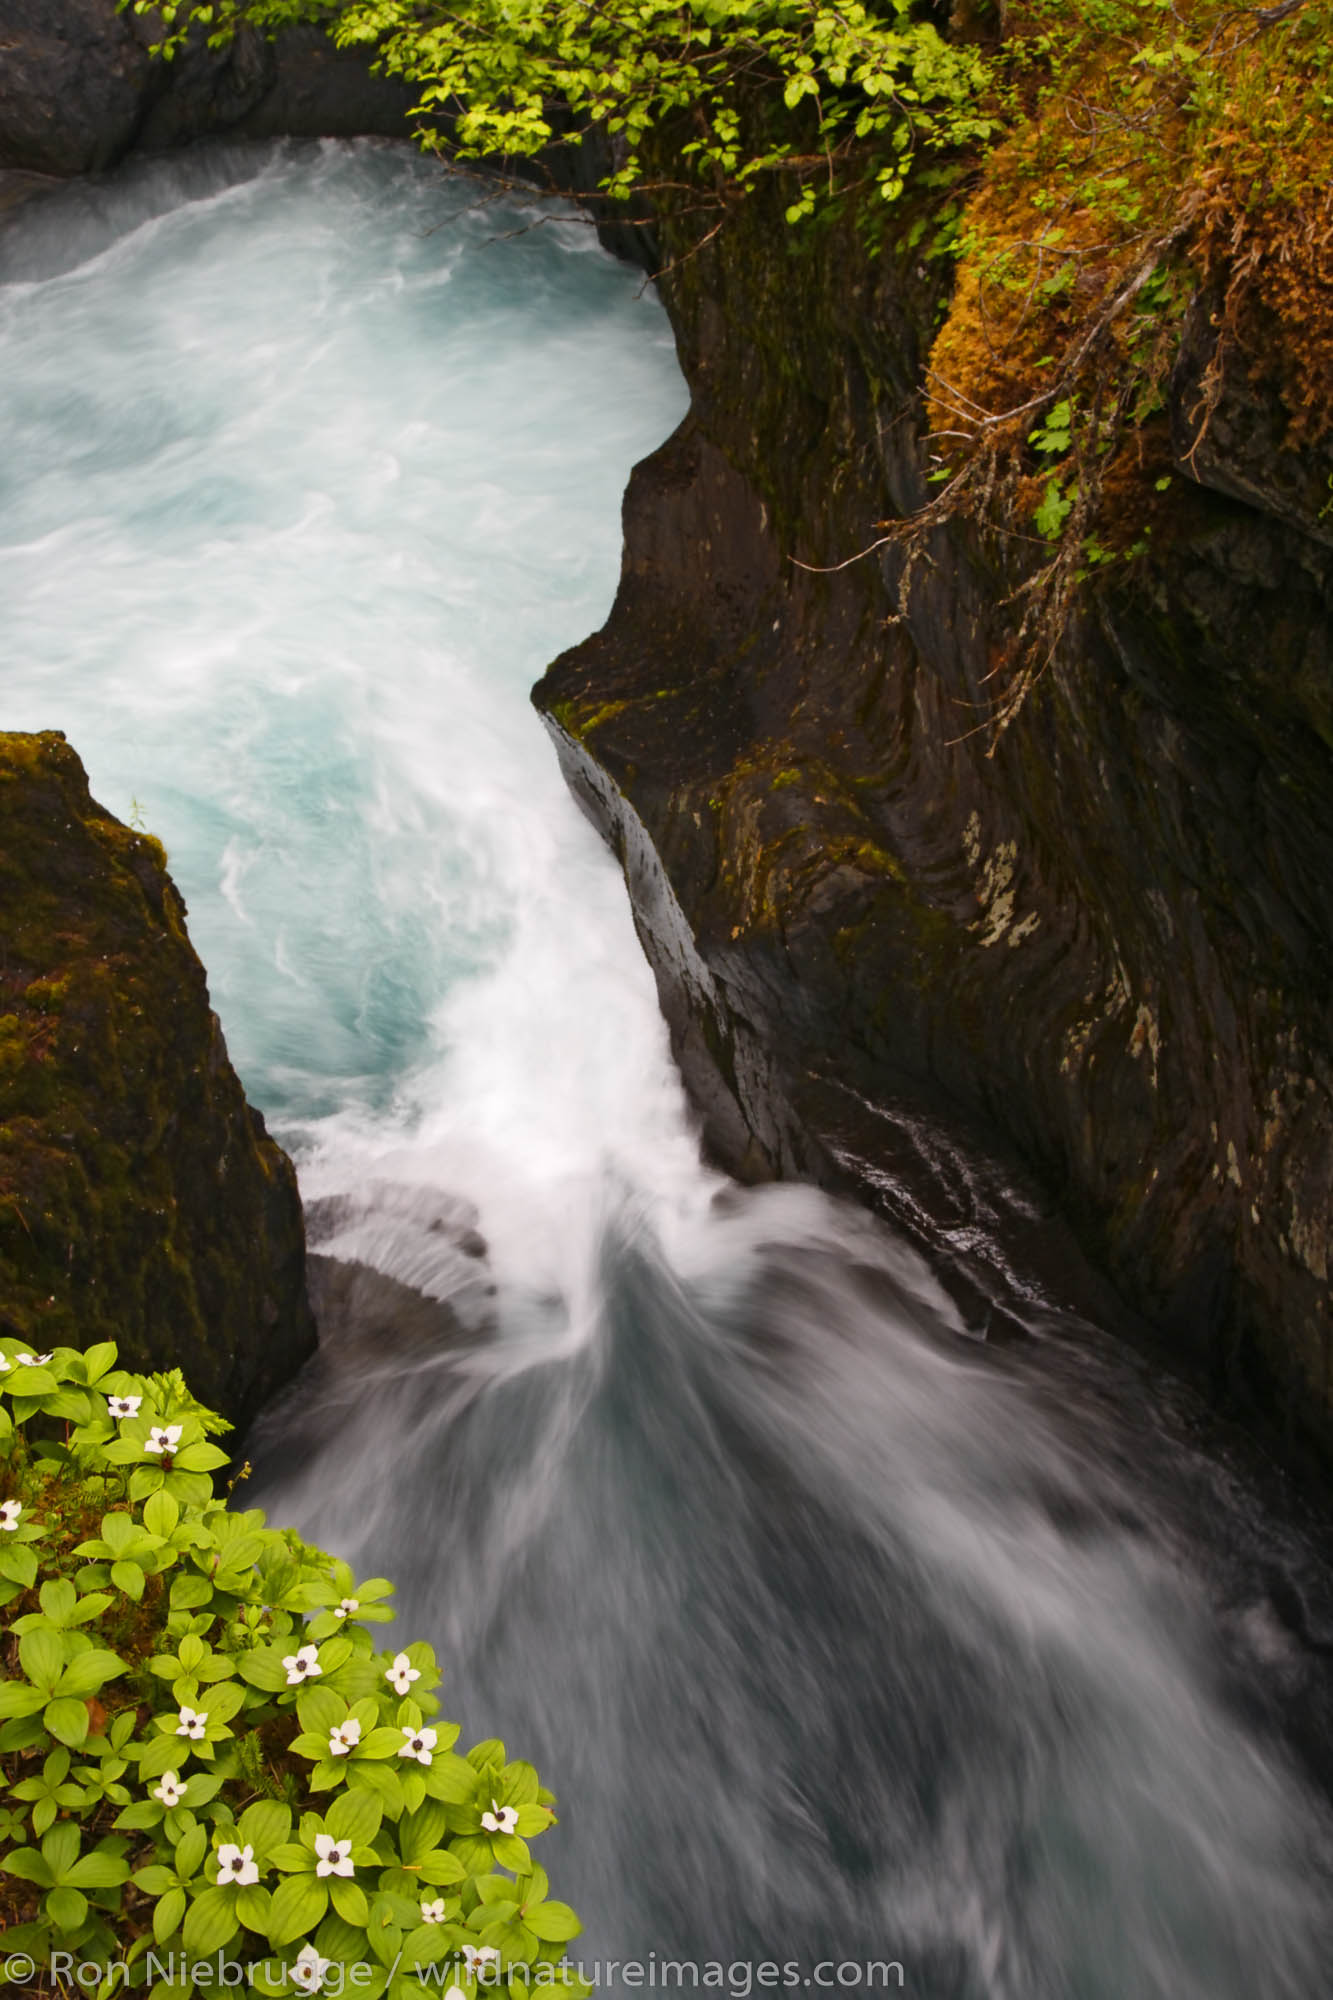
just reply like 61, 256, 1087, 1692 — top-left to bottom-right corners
328, 1718, 362, 1757
0, 1353, 10, 1372
480, 1798, 518, 1836
385, 1650, 420, 1696
462, 1946, 501, 1978
176, 1705, 208, 1740
313, 1832, 354, 1879
283, 1643, 321, 1687
16, 1352, 53, 1367
334, 1596, 358, 1620
290, 1945, 332, 1994
217, 1841, 260, 1887
0, 1500, 21, 1532
153, 1772, 186, 1807
420, 1898, 448, 1925
107, 1394, 142, 1420
398, 1724, 437, 1767
144, 1423, 183, 1456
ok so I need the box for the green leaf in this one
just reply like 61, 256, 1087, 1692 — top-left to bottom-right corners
46, 1883, 89, 1932
170, 1573, 214, 1610
176, 1822, 208, 1881
346, 1761, 404, 1813
0, 1681, 46, 1719
81, 1341, 119, 1383
236, 1881, 273, 1932
44, 1696, 91, 1748
57, 1648, 126, 1698
330, 1876, 369, 1926
398, 1804, 446, 1865
269, 1869, 329, 1947
42, 1821, 80, 1878
154, 1885, 187, 1946
0, 1545, 38, 1588
424, 1753, 480, 1804
491, 1831, 531, 1873
174, 1442, 230, 1472
183, 1883, 241, 1955
296, 1684, 344, 1736
401, 1922, 457, 1968
19, 1626, 65, 1693
0, 1846, 54, 1887
133, 1866, 180, 1896
111, 1559, 146, 1601
415, 1850, 466, 1888
237, 1646, 290, 1692
526, 1901, 582, 1942
144, 1488, 181, 1537
39, 1578, 78, 1626
327, 1790, 382, 1849
66, 1849, 131, 1889
269, 1843, 312, 1874
238, 1800, 291, 1856
114, 1801, 164, 1833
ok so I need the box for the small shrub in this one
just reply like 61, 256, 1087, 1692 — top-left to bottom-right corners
0, 1339, 586, 1997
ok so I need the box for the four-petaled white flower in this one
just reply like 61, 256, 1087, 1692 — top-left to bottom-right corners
420, 1898, 448, 1926
290, 1945, 332, 1994
398, 1724, 437, 1767
16, 1352, 53, 1367
328, 1718, 362, 1758
480, 1798, 518, 1836
0, 1354, 11, 1372
334, 1597, 358, 1620
145, 1423, 183, 1456
107, 1394, 142, 1419
283, 1643, 321, 1687
313, 1832, 354, 1879
216, 1841, 260, 1887
0, 1500, 21, 1532
462, 1946, 501, 1978
385, 1650, 420, 1696
176, 1705, 208, 1740
153, 1772, 186, 1808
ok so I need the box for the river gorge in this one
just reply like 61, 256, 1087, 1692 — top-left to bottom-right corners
3, 136, 1333, 1995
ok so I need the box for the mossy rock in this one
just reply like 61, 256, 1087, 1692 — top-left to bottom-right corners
0, 730, 315, 1425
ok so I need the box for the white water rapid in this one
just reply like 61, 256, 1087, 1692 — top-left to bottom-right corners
2, 141, 1331, 2000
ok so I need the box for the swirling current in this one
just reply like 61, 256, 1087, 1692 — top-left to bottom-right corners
2, 141, 1331, 1999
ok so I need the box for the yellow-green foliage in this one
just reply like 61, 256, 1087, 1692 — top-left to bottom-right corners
0, 1341, 585, 1997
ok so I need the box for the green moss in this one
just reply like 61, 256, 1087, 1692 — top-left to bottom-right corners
548, 696, 631, 741
0, 731, 313, 1424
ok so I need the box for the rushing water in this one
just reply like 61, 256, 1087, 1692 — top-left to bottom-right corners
3, 142, 1332, 1998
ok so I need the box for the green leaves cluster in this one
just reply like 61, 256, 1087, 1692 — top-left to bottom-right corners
0, 1340, 585, 1998
132, 0, 997, 221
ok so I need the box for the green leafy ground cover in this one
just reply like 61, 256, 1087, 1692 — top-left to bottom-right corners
0, 1341, 584, 1997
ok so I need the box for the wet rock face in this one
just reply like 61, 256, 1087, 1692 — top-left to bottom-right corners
0, 0, 149, 175
0, 731, 316, 1427
535, 191, 1333, 1475
0, 0, 414, 176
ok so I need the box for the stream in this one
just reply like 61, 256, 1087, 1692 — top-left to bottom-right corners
2, 140, 1332, 1999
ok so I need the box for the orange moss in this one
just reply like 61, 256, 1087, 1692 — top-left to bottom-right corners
925, 0, 1333, 506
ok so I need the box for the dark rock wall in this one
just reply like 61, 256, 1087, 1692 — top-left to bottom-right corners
535, 190, 1333, 1473
0, 732, 316, 1426
0, 0, 414, 176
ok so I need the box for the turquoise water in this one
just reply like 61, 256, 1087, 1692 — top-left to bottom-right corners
1, 140, 690, 1151
3, 141, 1332, 1998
